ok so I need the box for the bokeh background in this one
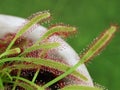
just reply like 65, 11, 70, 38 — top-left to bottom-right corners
0, 0, 119, 90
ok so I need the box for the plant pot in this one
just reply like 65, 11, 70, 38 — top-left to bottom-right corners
0, 14, 93, 89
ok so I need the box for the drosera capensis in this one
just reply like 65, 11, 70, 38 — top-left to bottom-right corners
42, 25, 117, 89
0, 11, 117, 90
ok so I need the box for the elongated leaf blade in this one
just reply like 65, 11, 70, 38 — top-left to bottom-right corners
81, 25, 117, 63
6, 11, 50, 50
20, 42, 60, 56
0, 77, 4, 90
34, 25, 76, 45
0, 57, 88, 81
61, 85, 103, 90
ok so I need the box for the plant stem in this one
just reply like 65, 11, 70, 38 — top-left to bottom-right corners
42, 60, 83, 88
12, 69, 21, 90
32, 69, 39, 83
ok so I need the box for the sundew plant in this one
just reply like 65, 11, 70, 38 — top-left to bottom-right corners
0, 11, 117, 90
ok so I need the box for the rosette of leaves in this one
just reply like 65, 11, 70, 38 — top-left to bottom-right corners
0, 11, 117, 90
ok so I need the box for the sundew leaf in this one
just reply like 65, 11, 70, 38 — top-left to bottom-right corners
3, 80, 34, 90
0, 48, 21, 58
0, 77, 4, 90
34, 25, 76, 46
14, 82, 34, 90
43, 25, 117, 88
2, 71, 13, 81
12, 76, 44, 90
4, 63, 41, 71
6, 11, 51, 50
32, 69, 39, 83
61, 85, 103, 90
20, 42, 60, 56
0, 57, 88, 81
80, 25, 117, 63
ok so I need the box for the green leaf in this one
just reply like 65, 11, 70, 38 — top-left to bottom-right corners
0, 48, 21, 58
80, 25, 117, 63
6, 11, 50, 50
3, 80, 34, 90
4, 63, 40, 71
20, 42, 60, 56
32, 69, 39, 83
34, 25, 76, 46
12, 76, 44, 90
61, 85, 103, 90
0, 57, 88, 81
3, 71, 12, 81
0, 77, 4, 90
43, 25, 117, 88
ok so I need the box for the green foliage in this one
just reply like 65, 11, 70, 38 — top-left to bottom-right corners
61, 85, 102, 90
42, 25, 117, 89
0, 1, 119, 90
0, 57, 87, 81
20, 42, 60, 56
0, 11, 116, 90
0, 77, 4, 90
0, 11, 86, 90
0, 48, 21, 58
6, 11, 51, 51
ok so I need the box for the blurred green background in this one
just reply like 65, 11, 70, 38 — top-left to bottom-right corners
0, 0, 119, 90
